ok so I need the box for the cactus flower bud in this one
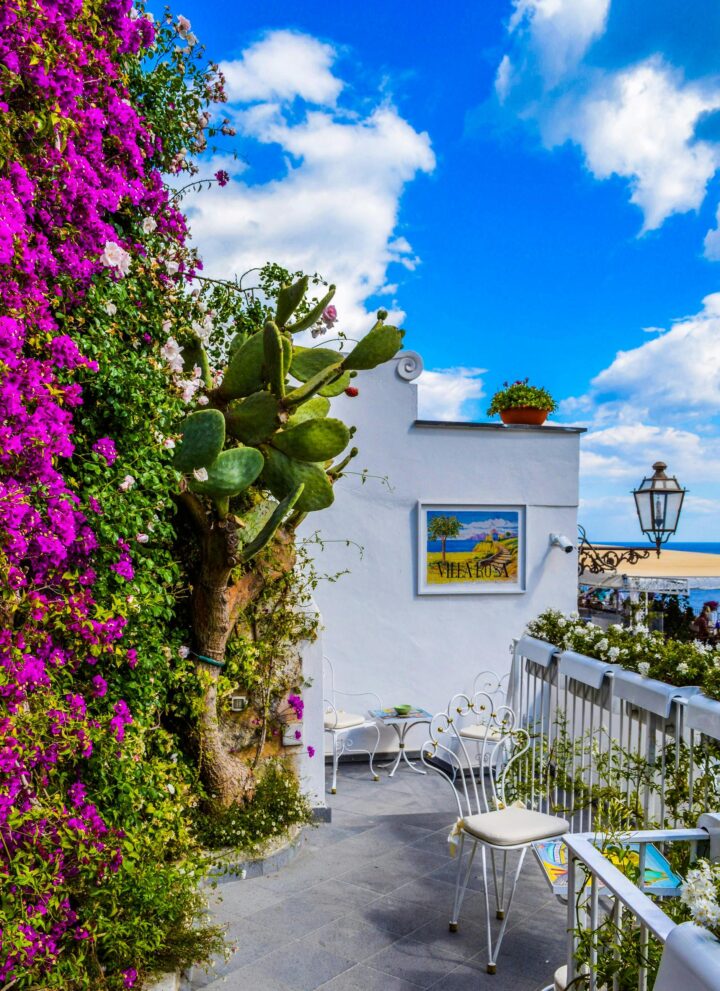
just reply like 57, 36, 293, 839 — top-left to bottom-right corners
344, 386, 359, 397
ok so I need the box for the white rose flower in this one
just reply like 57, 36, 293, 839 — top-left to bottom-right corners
142, 217, 157, 234
192, 467, 208, 482
100, 241, 132, 277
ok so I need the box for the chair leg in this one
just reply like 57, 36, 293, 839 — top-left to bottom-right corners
331, 733, 339, 794
449, 835, 477, 932
485, 846, 528, 974
368, 724, 380, 782
490, 849, 509, 919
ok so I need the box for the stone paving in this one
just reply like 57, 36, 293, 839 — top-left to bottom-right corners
185, 761, 566, 991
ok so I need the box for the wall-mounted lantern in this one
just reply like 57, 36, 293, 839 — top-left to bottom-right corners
632, 462, 686, 557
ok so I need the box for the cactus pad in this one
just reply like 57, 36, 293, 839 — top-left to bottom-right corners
239, 484, 304, 562
188, 446, 264, 500
343, 324, 404, 371
286, 395, 330, 427
261, 447, 334, 512
319, 371, 353, 396
290, 346, 342, 383
218, 329, 265, 399
275, 276, 309, 326
263, 321, 285, 398
225, 391, 279, 445
284, 360, 344, 407
272, 417, 350, 462
173, 409, 226, 473
287, 285, 336, 334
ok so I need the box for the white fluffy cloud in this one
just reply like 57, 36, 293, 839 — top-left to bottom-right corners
545, 59, 720, 231
564, 294, 720, 538
498, 8, 720, 235
184, 31, 434, 333
508, 0, 610, 82
416, 367, 486, 421
219, 31, 342, 105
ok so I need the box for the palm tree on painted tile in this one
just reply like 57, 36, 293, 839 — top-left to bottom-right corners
428, 515, 462, 563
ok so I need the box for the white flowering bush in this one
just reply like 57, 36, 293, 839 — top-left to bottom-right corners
681, 860, 720, 936
527, 609, 720, 700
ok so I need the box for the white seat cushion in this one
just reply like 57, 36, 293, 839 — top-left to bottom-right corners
458, 723, 503, 742
324, 710, 366, 731
462, 807, 569, 847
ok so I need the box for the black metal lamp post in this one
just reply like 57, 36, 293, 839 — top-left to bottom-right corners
632, 461, 686, 557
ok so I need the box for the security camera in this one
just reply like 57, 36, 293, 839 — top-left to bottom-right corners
550, 533, 574, 554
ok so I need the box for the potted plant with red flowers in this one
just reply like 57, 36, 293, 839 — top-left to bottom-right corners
487, 378, 558, 426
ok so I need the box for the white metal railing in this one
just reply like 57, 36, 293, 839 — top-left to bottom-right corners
563, 821, 720, 991
508, 636, 720, 830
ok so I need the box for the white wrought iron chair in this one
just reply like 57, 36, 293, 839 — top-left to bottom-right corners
421, 692, 569, 975
457, 671, 510, 774
323, 656, 381, 795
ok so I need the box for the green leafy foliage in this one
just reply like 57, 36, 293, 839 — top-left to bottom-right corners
486, 377, 558, 415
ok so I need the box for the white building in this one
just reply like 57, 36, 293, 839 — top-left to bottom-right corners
298, 351, 583, 801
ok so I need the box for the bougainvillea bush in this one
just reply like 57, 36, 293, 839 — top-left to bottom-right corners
0, 1, 228, 985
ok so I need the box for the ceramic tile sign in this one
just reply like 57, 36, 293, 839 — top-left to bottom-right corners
418, 503, 525, 595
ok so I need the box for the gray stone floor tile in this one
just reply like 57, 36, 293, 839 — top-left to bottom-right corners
364, 934, 469, 989
350, 896, 444, 937
302, 915, 399, 963
231, 943, 353, 991
317, 962, 425, 990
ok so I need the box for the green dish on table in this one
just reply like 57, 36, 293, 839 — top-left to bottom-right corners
394, 705, 412, 717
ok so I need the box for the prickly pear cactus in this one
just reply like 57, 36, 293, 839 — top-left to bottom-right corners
173, 277, 405, 556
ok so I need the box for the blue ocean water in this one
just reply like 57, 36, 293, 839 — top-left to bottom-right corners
427, 539, 489, 552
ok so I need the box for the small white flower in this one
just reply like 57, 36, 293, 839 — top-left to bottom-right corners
165, 259, 180, 276
197, 395, 209, 406
100, 241, 132, 277
163, 437, 176, 449
678, 661, 690, 675
104, 301, 117, 316
142, 216, 157, 234
136, 533, 149, 544
185, 32, 197, 46
608, 647, 620, 661
178, 645, 190, 658
118, 474, 136, 492
192, 467, 208, 482
166, 783, 176, 795
160, 337, 184, 374
176, 14, 191, 35
638, 661, 650, 678
162, 319, 172, 335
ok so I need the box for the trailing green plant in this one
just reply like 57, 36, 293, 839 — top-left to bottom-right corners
527, 609, 720, 700
486, 377, 557, 415
193, 759, 313, 852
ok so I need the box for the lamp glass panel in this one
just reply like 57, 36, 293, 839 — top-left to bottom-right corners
634, 490, 654, 531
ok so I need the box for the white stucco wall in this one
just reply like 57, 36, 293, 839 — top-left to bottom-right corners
300, 352, 583, 757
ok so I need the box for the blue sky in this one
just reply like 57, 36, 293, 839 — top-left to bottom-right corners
162, 0, 720, 541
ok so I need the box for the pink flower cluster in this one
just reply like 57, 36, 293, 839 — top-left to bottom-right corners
0, 0, 188, 980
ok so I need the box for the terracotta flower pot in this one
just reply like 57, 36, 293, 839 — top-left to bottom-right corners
499, 407, 549, 426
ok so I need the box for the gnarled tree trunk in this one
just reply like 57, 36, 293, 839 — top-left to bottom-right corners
179, 491, 295, 808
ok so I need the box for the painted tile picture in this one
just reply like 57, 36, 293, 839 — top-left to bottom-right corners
418, 504, 525, 595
